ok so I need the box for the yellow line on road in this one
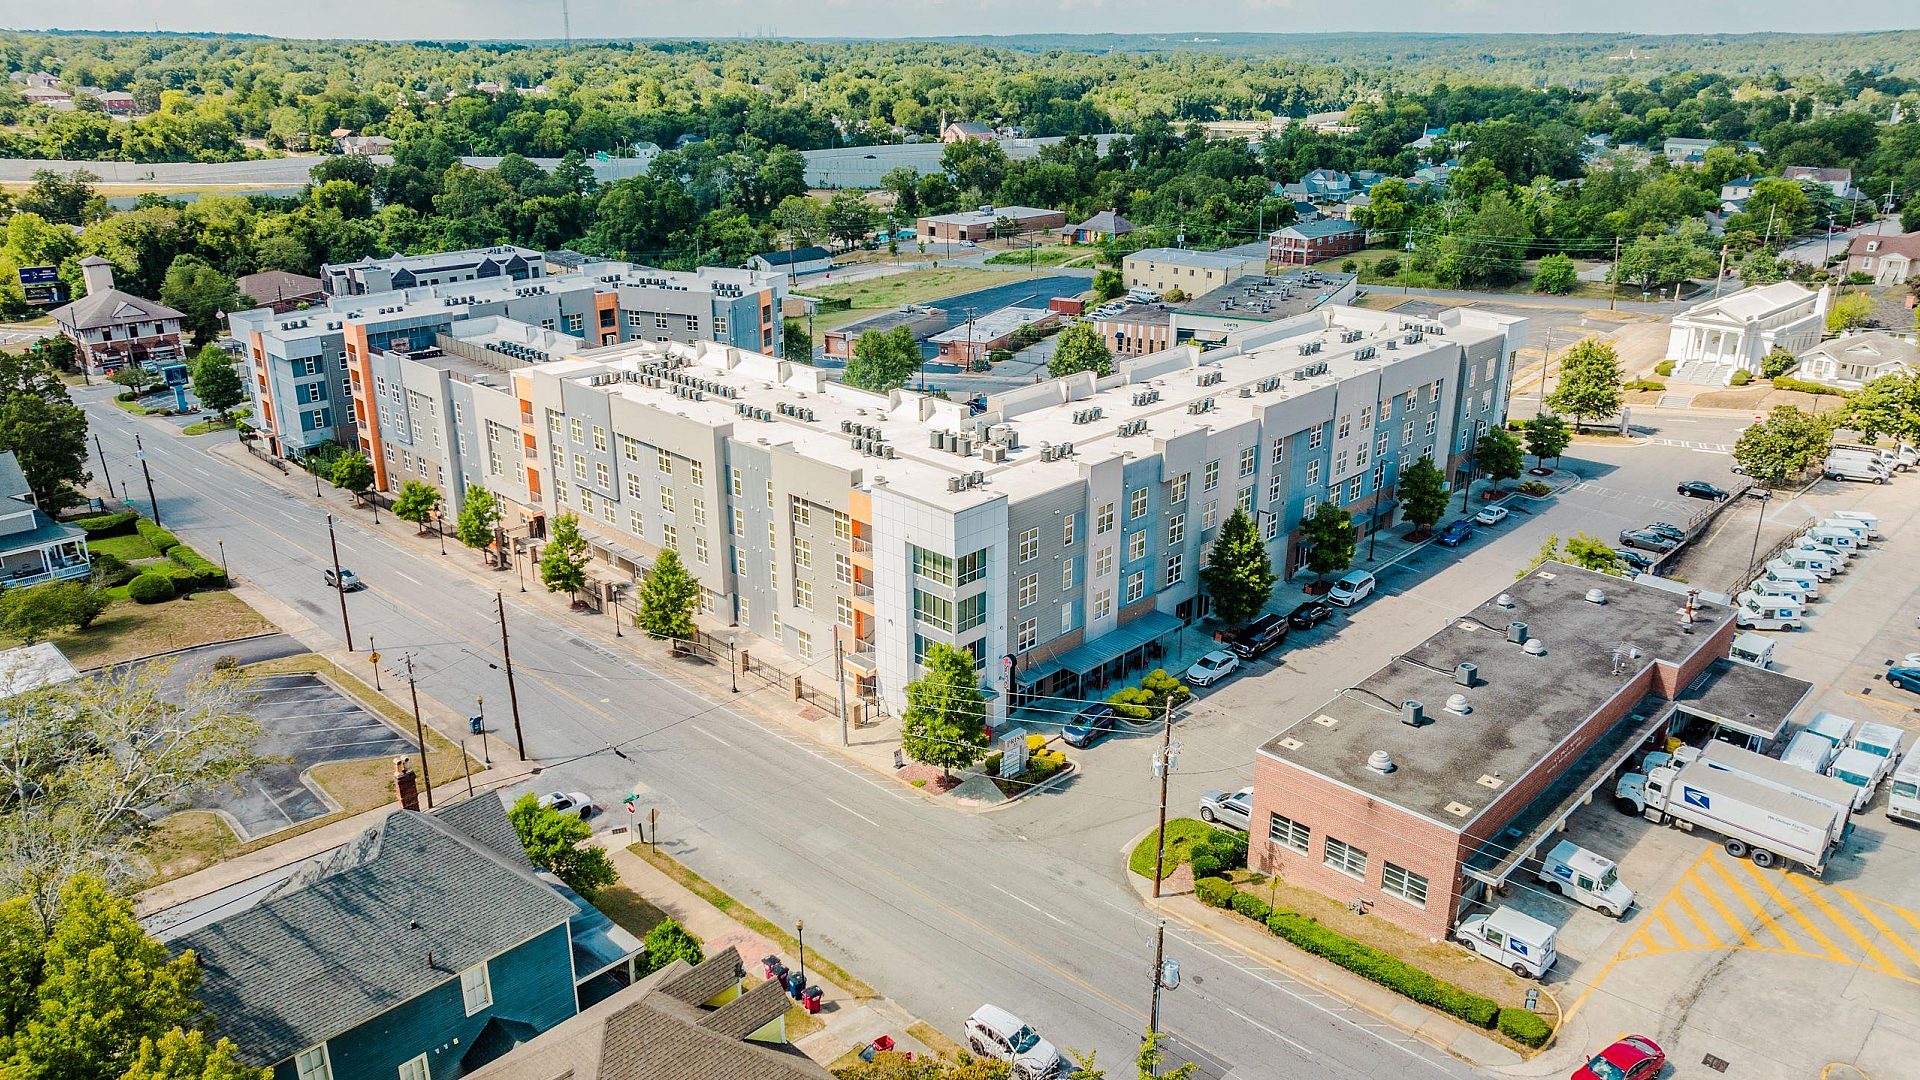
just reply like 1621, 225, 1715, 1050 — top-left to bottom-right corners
1655, 909, 1690, 949
1688, 865, 1767, 950
1839, 892, 1920, 972
1734, 860, 1850, 964
1782, 874, 1902, 977
1670, 890, 1724, 948
1843, 690, 1919, 718
1703, 855, 1803, 954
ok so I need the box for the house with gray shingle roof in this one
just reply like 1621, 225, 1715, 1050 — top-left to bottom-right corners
0, 451, 88, 588
171, 793, 640, 1080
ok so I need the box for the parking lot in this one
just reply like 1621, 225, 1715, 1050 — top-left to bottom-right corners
189, 670, 417, 839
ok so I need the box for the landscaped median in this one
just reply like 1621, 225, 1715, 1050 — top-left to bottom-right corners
1133, 818, 1557, 1056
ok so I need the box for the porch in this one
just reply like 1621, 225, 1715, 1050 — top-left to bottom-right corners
0, 532, 91, 588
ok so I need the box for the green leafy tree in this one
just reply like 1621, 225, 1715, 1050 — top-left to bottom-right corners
391, 480, 441, 535
1520, 534, 1563, 578
1564, 532, 1623, 575
1531, 253, 1578, 294
1091, 269, 1124, 303
1846, 372, 1920, 445
782, 319, 811, 362
899, 641, 988, 780
1522, 414, 1571, 466
108, 366, 158, 397
635, 547, 700, 640
0, 581, 109, 643
1474, 427, 1525, 492
637, 919, 705, 977
823, 189, 877, 248
539, 512, 592, 600
506, 793, 616, 900
454, 487, 501, 554
1395, 455, 1449, 534
1135, 1032, 1199, 1080
1826, 292, 1873, 333
1614, 230, 1711, 292
119, 1027, 269, 1080
1738, 250, 1786, 286
1761, 348, 1798, 380
1734, 404, 1832, 487
1048, 323, 1114, 379
1545, 338, 1624, 431
844, 325, 920, 392
1199, 508, 1274, 626
157, 254, 247, 346
1300, 501, 1358, 582
188, 347, 244, 419
329, 449, 374, 502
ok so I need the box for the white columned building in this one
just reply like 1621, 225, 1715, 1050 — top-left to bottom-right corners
1665, 282, 1829, 386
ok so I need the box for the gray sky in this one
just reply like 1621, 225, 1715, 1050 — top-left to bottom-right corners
0, 2, 1908, 41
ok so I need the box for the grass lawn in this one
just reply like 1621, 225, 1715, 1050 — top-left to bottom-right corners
593, 882, 670, 938
15, 589, 274, 668
809, 268, 1054, 325
113, 397, 158, 416
784, 1003, 824, 1042
1128, 817, 1223, 877
182, 418, 236, 436
984, 246, 1097, 268
88, 533, 162, 561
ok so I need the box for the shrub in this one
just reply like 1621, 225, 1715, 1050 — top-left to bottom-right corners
1230, 891, 1271, 922
1189, 852, 1224, 880
1729, 369, 1752, 386
74, 511, 138, 537
1498, 1007, 1553, 1048
1653, 360, 1674, 376
136, 519, 180, 551
88, 552, 134, 587
1026, 734, 1046, 753
1622, 378, 1666, 392
1139, 668, 1191, 710
1770, 376, 1846, 397
1196, 828, 1249, 871
115, 390, 137, 402
127, 573, 176, 603
1194, 877, 1236, 908
166, 544, 228, 589
1107, 684, 1157, 722
1375, 255, 1401, 277
1761, 348, 1797, 379
212, 655, 241, 672
1341, 259, 1358, 274
983, 750, 1003, 775
1518, 480, 1552, 496
1265, 912, 1499, 1028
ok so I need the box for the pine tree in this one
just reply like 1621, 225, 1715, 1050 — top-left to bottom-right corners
900, 642, 988, 780
538, 512, 591, 600
635, 547, 699, 641
1199, 508, 1274, 626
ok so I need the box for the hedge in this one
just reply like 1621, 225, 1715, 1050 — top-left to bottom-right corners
166, 544, 228, 589
1230, 891, 1271, 923
1770, 376, 1847, 397
74, 511, 138, 537
127, 573, 176, 603
136, 519, 180, 551
1498, 1007, 1552, 1048
90, 552, 138, 587
1265, 910, 1500, 1029
1195, 877, 1235, 908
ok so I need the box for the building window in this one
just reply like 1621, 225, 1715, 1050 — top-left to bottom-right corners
460, 963, 493, 1015
957, 549, 987, 585
796, 579, 813, 611
767, 522, 776, 549
398, 1056, 429, 1080
794, 538, 811, 570
1201, 500, 1218, 531
1203, 460, 1220, 491
1094, 546, 1113, 578
1167, 514, 1185, 546
835, 553, 851, 584
1305, 460, 1321, 487
914, 589, 954, 631
1267, 473, 1283, 504
1264, 512, 1280, 540
1018, 528, 1039, 563
957, 593, 987, 632
912, 546, 954, 585
1063, 513, 1077, 546
687, 314, 700, 333
731, 469, 743, 497
1335, 450, 1347, 474
591, 425, 607, 452
655, 314, 670, 330
660, 488, 675, 513
1356, 444, 1368, 469
1308, 426, 1324, 449
570, 417, 584, 444
294, 1047, 333, 1080
1346, 477, 1362, 503
1093, 589, 1112, 620
690, 461, 704, 486
1018, 573, 1039, 607
1125, 570, 1145, 604
596, 462, 610, 488
1164, 552, 1183, 585
1016, 619, 1037, 651
1096, 502, 1114, 534
1126, 529, 1146, 562
1169, 474, 1188, 503
1237, 486, 1254, 515
1271, 439, 1286, 465
626, 474, 644, 499
629, 510, 644, 535
1430, 382, 1442, 403
767, 480, 774, 508
1337, 414, 1352, 439
1359, 405, 1372, 431
715, 315, 729, 336
622, 437, 640, 463
1239, 446, 1256, 477
1130, 487, 1149, 519
792, 500, 811, 527
1268, 813, 1310, 853
837, 596, 854, 628
1062, 560, 1075, 590
1425, 415, 1438, 437
579, 490, 596, 516
796, 630, 813, 661
833, 511, 851, 542
662, 523, 677, 550
1324, 837, 1368, 879
1382, 862, 1429, 906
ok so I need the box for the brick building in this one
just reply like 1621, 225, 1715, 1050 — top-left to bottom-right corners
1268, 221, 1366, 265
1251, 566, 1810, 940
50, 257, 187, 375
917, 206, 1066, 244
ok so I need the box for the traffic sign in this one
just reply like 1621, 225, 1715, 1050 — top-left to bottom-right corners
368, 651, 382, 664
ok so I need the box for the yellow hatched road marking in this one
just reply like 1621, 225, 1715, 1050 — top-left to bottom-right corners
1842, 893, 1920, 971
1781, 873, 1901, 976
1733, 859, 1851, 963
1703, 854, 1804, 954
1689, 864, 1768, 950
1656, 909, 1691, 949
1670, 890, 1724, 948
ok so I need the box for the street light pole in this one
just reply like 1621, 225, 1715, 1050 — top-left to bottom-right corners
403, 653, 434, 809
93, 434, 116, 498
217, 540, 228, 579
796, 921, 807, 990
497, 592, 527, 760
1747, 488, 1773, 575
134, 434, 160, 524
1151, 698, 1177, 899
327, 513, 354, 651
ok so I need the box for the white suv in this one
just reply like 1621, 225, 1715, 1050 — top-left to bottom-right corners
1327, 570, 1376, 607
964, 1005, 1064, 1078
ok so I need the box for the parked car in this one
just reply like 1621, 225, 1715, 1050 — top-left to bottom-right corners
1887, 667, 1920, 695
1288, 600, 1333, 630
539, 791, 594, 818
1643, 522, 1686, 541
1062, 703, 1119, 748
1435, 520, 1474, 547
963, 1005, 1065, 1079
1677, 480, 1730, 500
1326, 570, 1377, 607
1618, 529, 1678, 553
1184, 650, 1241, 687
1223, 612, 1288, 659
1199, 786, 1253, 830
1571, 1035, 1665, 1080
1474, 506, 1510, 526
323, 567, 364, 591
1612, 548, 1655, 571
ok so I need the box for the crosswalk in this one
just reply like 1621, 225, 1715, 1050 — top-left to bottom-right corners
1647, 437, 1734, 454
1619, 848, 1920, 985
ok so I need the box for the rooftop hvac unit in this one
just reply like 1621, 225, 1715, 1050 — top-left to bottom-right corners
1239, 387, 1254, 398
1059, 442, 1073, 456
981, 444, 1008, 463
970, 470, 983, 486
1401, 700, 1428, 727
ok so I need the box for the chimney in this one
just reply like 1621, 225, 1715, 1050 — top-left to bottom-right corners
393, 757, 420, 811
79, 256, 116, 295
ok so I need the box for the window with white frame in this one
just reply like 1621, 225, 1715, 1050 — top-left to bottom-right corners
1263, 513, 1279, 540
460, 963, 493, 1015
1016, 618, 1037, 651
1130, 487, 1149, 519
1308, 426, 1324, 449
1268, 813, 1310, 853
1302, 495, 1318, 518
1271, 439, 1285, 465
1335, 450, 1347, 473
591, 425, 607, 452
294, 1046, 333, 1080
397, 1055, 429, 1080
1164, 552, 1183, 585
1337, 414, 1352, 439
730, 469, 743, 496
1125, 570, 1145, 603
1359, 405, 1372, 431
1128, 530, 1146, 561
573, 456, 587, 480
1169, 474, 1188, 503
1203, 460, 1220, 491
660, 488, 674, 513
1425, 415, 1437, 437
570, 417, 584, 444
1018, 528, 1039, 563
628, 509, 644, 535
796, 630, 814, 660
1093, 588, 1112, 620
1324, 837, 1368, 879
662, 523, 677, 549
1239, 446, 1256, 477
1267, 473, 1283, 504
1237, 486, 1253, 514
795, 579, 813, 611
1094, 547, 1113, 578
1356, 444, 1368, 469
602, 501, 616, 526
596, 462, 610, 488
835, 553, 851, 584
1062, 559, 1075, 590
792, 500, 811, 527
1018, 573, 1039, 607
1063, 513, 1076, 546
1201, 500, 1217, 531
623, 437, 640, 463
837, 596, 853, 627
1305, 460, 1321, 486
1347, 477, 1362, 502
579, 490, 596, 516
1382, 862, 1429, 906
654, 313, 669, 330
794, 538, 811, 569
1167, 514, 1185, 546
833, 512, 851, 541
690, 461, 703, 486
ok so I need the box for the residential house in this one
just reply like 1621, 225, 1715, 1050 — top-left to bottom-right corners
1795, 333, 1919, 391
76, 87, 136, 114
821, 307, 948, 361
20, 87, 71, 109
1056, 209, 1135, 245
1122, 248, 1262, 296
1665, 281, 1828, 385
917, 206, 1067, 244
0, 451, 89, 589
237, 271, 326, 315
1663, 137, 1719, 164
1283, 169, 1355, 204
1782, 166, 1856, 201
1269, 221, 1366, 265
171, 792, 642, 1080
747, 247, 834, 277
1719, 174, 1764, 213
928, 306, 1058, 365
462, 947, 830, 1080
1409, 162, 1455, 190
940, 121, 997, 143
1406, 127, 1448, 152
50, 257, 188, 374
324, 246, 545, 297
341, 135, 395, 156
1847, 231, 1920, 285
22, 72, 58, 89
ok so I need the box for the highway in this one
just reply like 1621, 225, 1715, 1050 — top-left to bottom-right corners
82, 383, 1484, 1080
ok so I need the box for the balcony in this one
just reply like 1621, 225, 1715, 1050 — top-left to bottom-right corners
850, 535, 873, 553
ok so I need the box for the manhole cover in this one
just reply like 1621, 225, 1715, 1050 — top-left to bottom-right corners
1702, 1053, 1730, 1073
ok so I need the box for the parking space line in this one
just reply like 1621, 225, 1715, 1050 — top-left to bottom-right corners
1732, 859, 1850, 963
1782, 874, 1901, 976
1655, 909, 1690, 949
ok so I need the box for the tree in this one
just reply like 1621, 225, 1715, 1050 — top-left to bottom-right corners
0, 351, 87, 514
1091, 269, 1124, 303
1846, 372, 1920, 445
1733, 404, 1832, 487
844, 325, 920, 392
119, 1027, 268, 1080
1520, 534, 1563, 578
1048, 324, 1113, 379
0, 581, 107, 644
1545, 338, 1624, 431
823, 189, 877, 248
782, 319, 811, 362
188, 347, 244, 419
1135, 1032, 1198, 1080
157, 254, 247, 346
1532, 253, 1577, 294
1827, 291, 1873, 333
1475, 428, 1524, 491
1395, 455, 1449, 535
1522, 414, 1571, 467
506, 793, 616, 900
899, 642, 988, 780
108, 366, 159, 397
1614, 230, 1711, 292
1564, 532, 1623, 575
391, 480, 441, 535
635, 547, 699, 641
1300, 501, 1358, 582
539, 512, 591, 600
1738, 249, 1786, 286
329, 450, 374, 503
1199, 508, 1275, 626
637, 919, 704, 977
454, 487, 502, 555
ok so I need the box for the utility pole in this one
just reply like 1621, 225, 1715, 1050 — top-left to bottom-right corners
1823, 214, 1837, 266
834, 630, 849, 747
404, 653, 434, 809
1609, 235, 1620, 311
327, 514, 354, 651
92, 434, 115, 498
134, 434, 160, 524
1537, 326, 1554, 413
1149, 919, 1167, 1040
497, 592, 527, 760
1151, 698, 1179, 899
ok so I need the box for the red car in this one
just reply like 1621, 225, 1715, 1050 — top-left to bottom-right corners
1572, 1035, 1664, 1080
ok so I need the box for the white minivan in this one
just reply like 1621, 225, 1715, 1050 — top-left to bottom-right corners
1327, 569, 1377, 607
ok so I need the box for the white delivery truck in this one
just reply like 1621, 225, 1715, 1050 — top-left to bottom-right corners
1536, 840, 1635, 918
1888, 757, 1920, 825
1828, 509, 1881, 538
1692, 740, 1853, 847
1829, 747, 1893, 811
1824, 454, 1890, 484
1804, 711, 1857, 751
1616, 759, 1842, 875
1819, 518, 1874, 547
1453, 905, 1557, 978
1749, 575, 1814, 603
1778, 548, 1837, 580
1852, 721, 1905, 766
1729, 632, 1777, 669
1735, 591, 1804, 630
1762, 560, 1822, 597
1790, 537, 1850, 569
1806, 526, 1866, 553
1782, 730, 1840, 774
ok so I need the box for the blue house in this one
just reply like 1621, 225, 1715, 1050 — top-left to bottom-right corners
173, 794, 640, 1080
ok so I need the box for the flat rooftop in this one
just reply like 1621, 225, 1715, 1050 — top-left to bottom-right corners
828, 306, 947, 337
920, 205, 1059, 226
1675, 657, 1812, 742
1177, 270, 1356, 324
928, 307, 1051, 343
1259, 564, 1737, 827
1094, 302, 1174, 327
1126, 247, 1257, 271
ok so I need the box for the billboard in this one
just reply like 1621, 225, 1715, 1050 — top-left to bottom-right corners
22, 283, 68, 306
17, 265, 58, 286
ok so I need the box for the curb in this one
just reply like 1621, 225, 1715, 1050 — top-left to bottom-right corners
955, 761, 1078, 814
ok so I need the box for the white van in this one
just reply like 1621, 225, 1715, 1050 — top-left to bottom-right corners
1828, 509, 1881, 537
1537, 840, 1634, 918
1782, 729, 1839, 774
1735, 592, 1804, 630
1806, 526, 1866, 552
1792, 536, 1850, 565
1888, 756, 1920, 825
1749, 575, 1813, 603
1804, 711, 1857, 751
1829, 747, 1892, 811
1853, 721, 1905, 767
1824, 455, 1890, 484
1763, 561, 1822, 597
1779, 548, 1836, 580
1819, 518, 1873, 546
1454, 906, 1557, 978
1831, 444, 1898, 471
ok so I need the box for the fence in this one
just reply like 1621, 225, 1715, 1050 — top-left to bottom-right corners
1647, 479, 1754, 576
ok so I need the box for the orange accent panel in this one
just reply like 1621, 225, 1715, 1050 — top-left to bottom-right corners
344, 323, 386, 491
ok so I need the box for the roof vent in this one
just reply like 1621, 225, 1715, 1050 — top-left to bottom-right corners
1506, 620, 1529, 644
1495, 593, 1515, 609
1453, 662, 1477, 687
1523, 638, 1547, 656
1444, 801, 1473, 817
1585, 588, 1608, 605
1401, 700, 1427, 727
1366, 750, 1397, 774
1445, 693, 1471, 715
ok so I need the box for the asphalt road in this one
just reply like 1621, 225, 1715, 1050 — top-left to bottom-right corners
82, 386, 1481, 1080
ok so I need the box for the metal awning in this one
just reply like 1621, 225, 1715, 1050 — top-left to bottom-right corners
1014, 610, 1183, 686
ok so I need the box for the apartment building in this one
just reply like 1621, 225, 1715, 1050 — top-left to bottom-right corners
322, 246, 546, 296
1122, 248, 1261, 296
364, 299, 1521, 727
229, 261, 784, 462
